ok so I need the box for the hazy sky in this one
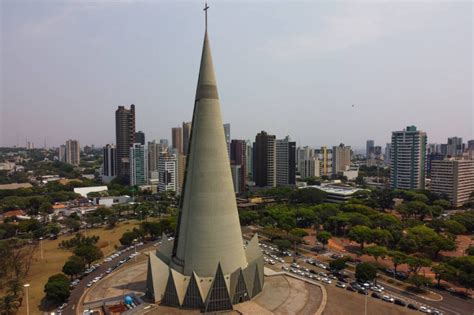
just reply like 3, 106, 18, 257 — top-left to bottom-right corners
1, 0, 473, 150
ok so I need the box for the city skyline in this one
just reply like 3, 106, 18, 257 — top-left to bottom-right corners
2, 1, 473, 149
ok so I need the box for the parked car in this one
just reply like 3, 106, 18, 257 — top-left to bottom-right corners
371, 292, 381, 299
407, 303, 418, 310
382, 295, 394, 303
394, 299, 406, 306
336, 282, 346, 288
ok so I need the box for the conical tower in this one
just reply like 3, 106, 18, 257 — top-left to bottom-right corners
146, 5, 263, 311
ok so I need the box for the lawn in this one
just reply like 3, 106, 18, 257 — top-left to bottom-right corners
16, 219, 154, 315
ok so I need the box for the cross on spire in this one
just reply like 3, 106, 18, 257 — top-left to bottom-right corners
204, 1, 209, 30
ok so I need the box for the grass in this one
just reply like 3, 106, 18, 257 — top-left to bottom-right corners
16, 219, 155, 315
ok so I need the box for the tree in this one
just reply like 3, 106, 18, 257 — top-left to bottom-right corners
370, 228, 393, 247
364, 245, 388, 262
316, 231, 332, 250
74, 245, 103, 268
406, 256, 431, 275
329, 258, 347, 272
273, 239, 292, 251
62, 256, 86, 280
355, 262, 377, 282
348, 225, 372, 251
289, 188, 326, 204
433, 199, 451, 210
289, 228, 308, 238
120, 230, 141, 246
239, 211, 260, 226
444, 220, 467, 235
408, 274, 431, 290
44, 273, 70, 304
0, 294, 20, 315
64, 217, 81, 232
432, 263, 457, 287
388, 251, 407, 275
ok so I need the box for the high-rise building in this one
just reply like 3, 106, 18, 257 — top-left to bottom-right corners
447, 137, 463, 157
102, 144, 117, 179
390, 125, 427, 189
332, 143, 352, 174
58, 145, 66, 162
427, 152, 445, 177
223, 123, 231, 157
300, 157, 320, 179
254, 131, 276, 187
130, 143, 148, 186
135, 131, 145, 145
468, 140, 474, 150
431, 159, 474, 207
366, 140, 375, 159
384, 143, 392, 166
158, 152, 178, 193
315, 146, 332, 177
172, 127, 183, 154
177, 154, 186, 194
147, 20, 263, 312
159, 139, 169, 149
245, 140, 253, 181
148, 141, 160, 176
182, 122, 192, 155
297, 146, 314, 173
276, 136, 296, 186
115, 104, 136, 183
65, 139, 80, 166
230, 139, 246, 194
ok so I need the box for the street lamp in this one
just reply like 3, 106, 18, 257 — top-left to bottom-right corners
133, 239, 138, 262
23, 283, 30, 315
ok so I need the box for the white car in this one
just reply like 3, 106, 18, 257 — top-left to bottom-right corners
370, 286, 383, 293
382, 295, 394, 303
419, 306, 432, 313
86, 282, 93, 287
322, 278, 332, 284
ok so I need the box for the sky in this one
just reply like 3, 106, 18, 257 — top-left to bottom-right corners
1, 0, 473, 151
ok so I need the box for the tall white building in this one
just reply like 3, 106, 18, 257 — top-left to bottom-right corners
58, 145, 66, 162
148, 140, 162, 177
223, 123, 230, 157
332, 143, 352, 174
65, 140, 80, 166
130, 143, 148, 186
315, 147, 333, 177
390, 125, 427, 189
158, 152, 178, 193
431, 159, 474, 207
276, 136, 296, 186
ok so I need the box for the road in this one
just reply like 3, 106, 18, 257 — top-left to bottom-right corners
62, 240, 156, 315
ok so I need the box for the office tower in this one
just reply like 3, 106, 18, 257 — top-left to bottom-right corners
147, 20, 263, 312
58, 145, 66, 162
384, 143, 392, 166
65, 139, 80, 165
129, 143, 148, 186
431, 159, 474, 207
158, 152, 178, 193
230, 140, 247, 194
135, 131, 145, 145
102, 144, 117, 178
390, 125, 427, 189
115, 104, 136, 183
148, 141, 160, 176
182, 122, 192, 155
245, 140, 253, 181
468, 140, 474, 150
366, 140, 375, 159
315, 146, 333, 177
254, 131, 276, 187
332, 143, 352, 174
297, 146, 314, 173
447, 137, 463, 157
276, 136, 296, 186
427, 152, 445, 177
223, 123, 231, 157
172, 127, 183, 154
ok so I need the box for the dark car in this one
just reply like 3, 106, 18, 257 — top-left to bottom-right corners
346, 286, 356, 292
357, 289, 368, 295
310, 269, 317, 275
394, 299, 407, 306
371, 292, 381, 299
337, 277, 348, 283
407, 304, 418, 310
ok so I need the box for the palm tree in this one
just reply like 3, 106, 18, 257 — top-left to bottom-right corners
0, 294, 20, 315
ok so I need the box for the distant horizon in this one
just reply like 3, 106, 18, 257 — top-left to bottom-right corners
1, 1, 473, 149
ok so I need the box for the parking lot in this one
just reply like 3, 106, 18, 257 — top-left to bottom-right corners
259, 241, 447, 315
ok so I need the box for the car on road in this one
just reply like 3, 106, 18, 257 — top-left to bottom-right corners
394, 299, 406, 306
282, 266, 289, 271
382, 295, 394, 303
86, 281, 93, 288
336, 282, 346, 288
